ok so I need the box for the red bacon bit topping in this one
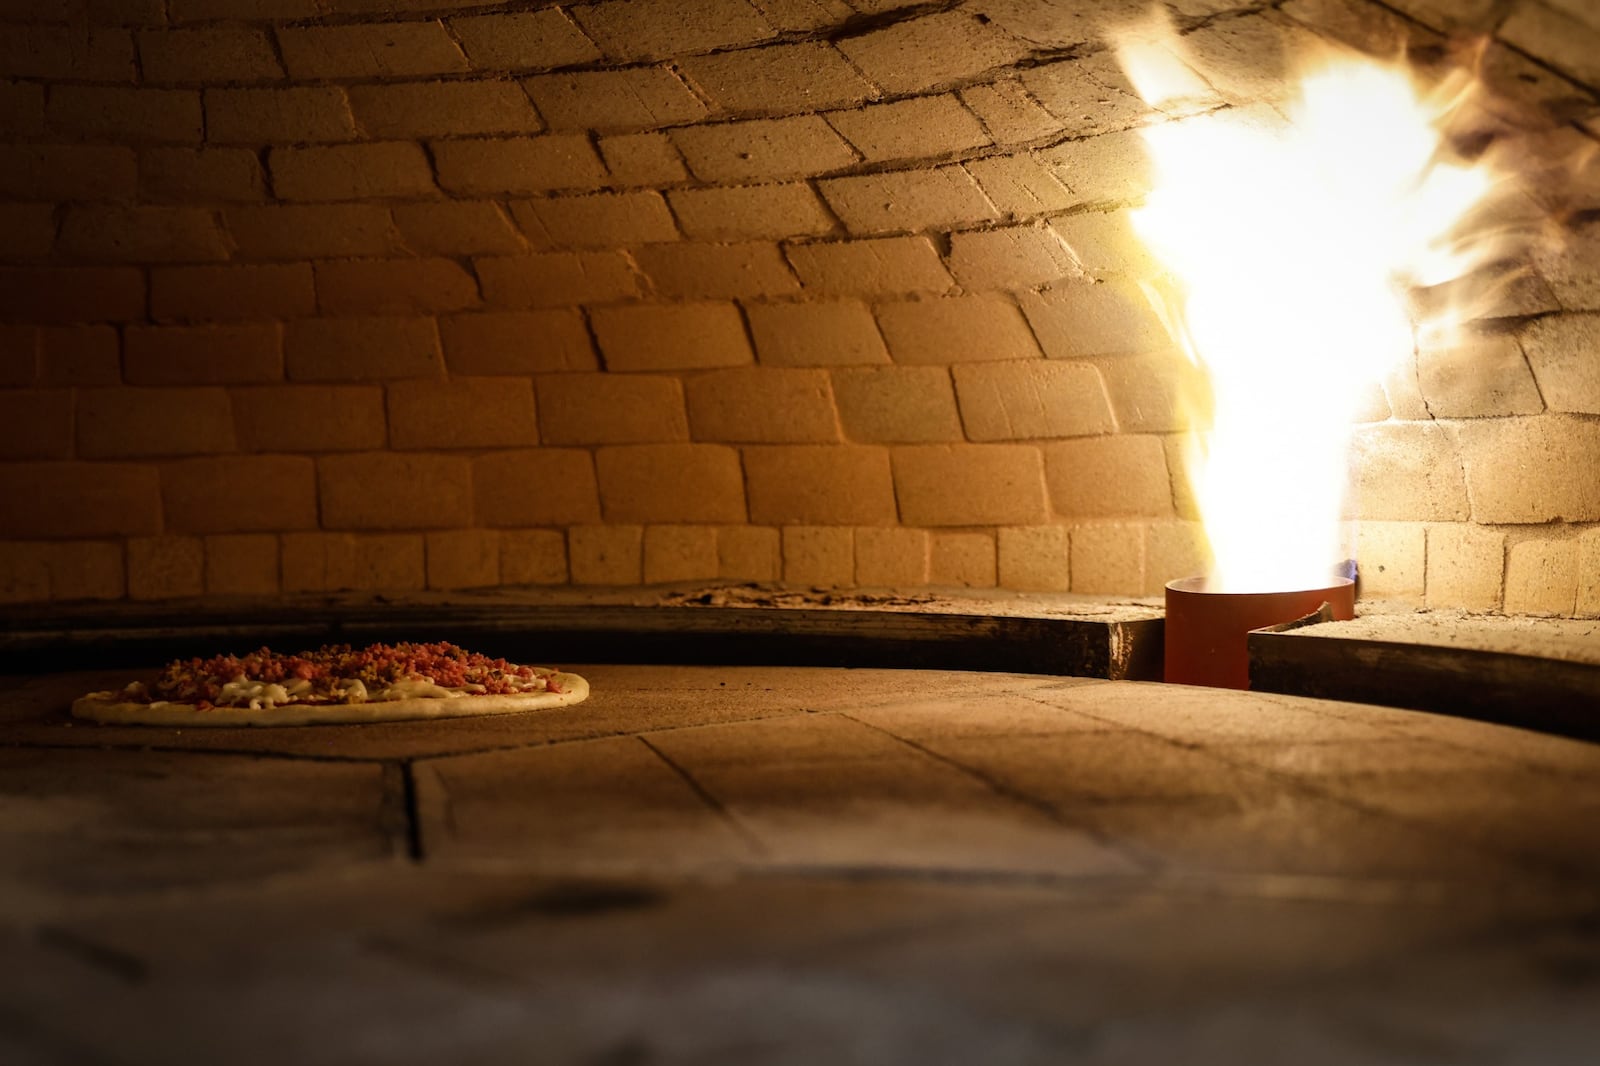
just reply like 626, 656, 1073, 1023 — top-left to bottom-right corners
142, 642, 558, 707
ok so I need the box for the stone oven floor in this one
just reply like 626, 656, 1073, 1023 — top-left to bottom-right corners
2, 666, 1597, 1065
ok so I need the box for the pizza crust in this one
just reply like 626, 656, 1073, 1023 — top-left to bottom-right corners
71, 672, 590, 728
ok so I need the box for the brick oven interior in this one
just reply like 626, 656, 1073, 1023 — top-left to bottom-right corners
2, 0, 1599, 1062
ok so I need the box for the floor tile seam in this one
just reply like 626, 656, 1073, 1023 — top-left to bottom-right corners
557, 707, 821, 740
390, 761, 425, 864
1248, 695, 1600, 767
1011, 689, 1141, 728
1003, 702, 1338, 776
866, 725, 1128, 747
1199, 736, 1561, 780
516, 701, 1098, 753
635, 734, 773, 860
1036, 681, 1430, 737
1201, 741, 1588, 815
1398, 731, 1600, 780
376, 710, 829, 768
1197, 746, 1596, 887
1040, 708, 1419, 747
1133, 716, 1600, 784
633, 751, 929, 776
832, 685, 1080, 714
411, 760, 462, 845
600, 677, 1074, 703
1006, 700, 1200, 739
881, 713, 1588, 885
628, 707, 839, 739
1215, 759, 1600, 793
952, 781, 1318, 808
1206, 736, 1443, 751
839, 712, 1166, 875
1004, 710, 1402, 800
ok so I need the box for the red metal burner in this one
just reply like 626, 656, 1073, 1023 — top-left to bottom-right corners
1164, 577, 1355, 689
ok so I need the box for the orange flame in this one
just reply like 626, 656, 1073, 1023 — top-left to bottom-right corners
1118, 28, 1509, 593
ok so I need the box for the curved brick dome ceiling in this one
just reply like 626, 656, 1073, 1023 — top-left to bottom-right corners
0, 0, 1596, 614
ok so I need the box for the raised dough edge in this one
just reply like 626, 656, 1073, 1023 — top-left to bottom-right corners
70, 672, 590, 728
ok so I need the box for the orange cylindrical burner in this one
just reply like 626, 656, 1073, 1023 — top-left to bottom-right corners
1164, 577, 1355, 689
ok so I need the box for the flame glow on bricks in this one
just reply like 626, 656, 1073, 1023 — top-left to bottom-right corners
1118, 27, 1501, 595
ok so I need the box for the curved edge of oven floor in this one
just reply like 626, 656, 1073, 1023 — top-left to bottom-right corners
1249, 624, 1600, 743
0, 602, 1168, 682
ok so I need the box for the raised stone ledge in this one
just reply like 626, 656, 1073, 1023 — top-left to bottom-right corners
1250, 610, 1600, 740
0, 584, 1166, 681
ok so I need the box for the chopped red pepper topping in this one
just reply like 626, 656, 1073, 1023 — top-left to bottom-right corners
140, 642, 553, 706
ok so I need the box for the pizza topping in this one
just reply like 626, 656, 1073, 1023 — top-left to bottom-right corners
102, 642, 563, 709
375, 678, 462, 702
335, 678, 369, 702
218, 678, 296, 711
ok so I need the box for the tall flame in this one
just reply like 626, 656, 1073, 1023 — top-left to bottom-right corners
1119, 30, 1500, 593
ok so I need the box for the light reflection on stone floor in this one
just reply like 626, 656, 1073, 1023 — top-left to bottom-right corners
1, 665, 1596, 1065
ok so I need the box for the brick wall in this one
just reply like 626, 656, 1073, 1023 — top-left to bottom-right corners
0, 0, 1596, 616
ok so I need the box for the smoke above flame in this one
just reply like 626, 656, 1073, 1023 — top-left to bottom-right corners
1116, 22, 1511, 594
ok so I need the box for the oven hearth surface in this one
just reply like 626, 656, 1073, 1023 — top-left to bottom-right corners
2, 665, 1597, 1064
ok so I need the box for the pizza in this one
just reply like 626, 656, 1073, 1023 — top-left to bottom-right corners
72, 641, 589, 727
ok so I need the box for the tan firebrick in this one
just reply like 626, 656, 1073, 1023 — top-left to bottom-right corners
128, 536, 204, 601
204, 534, 280, 597
996, 525, 1070, 592
643, 525, 720, 584
892, 444, 1048, 526
930, 532, 997, 588
426, 529, 501, 590
684, 367, 842, 443
595, 443, 747, 523
782, 526, 854, 585
744, 445, 896, 525
569, 524, 643, 585
1504, 537, 1579, 616
162, 455, 319, 534
854, 526, 930, 586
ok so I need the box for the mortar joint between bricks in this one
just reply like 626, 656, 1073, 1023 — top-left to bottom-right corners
576, 305, 610, 373
662, 60, 719, 114
434, 15, 472, 70
1006, 44, 1097, 74
824, 0, 969, 44
413, 139, 449, 201
1184, 0, 1300, 37
260, 23, 294, 86
1516, 344, 1553, 417
263, 4, 555, 32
